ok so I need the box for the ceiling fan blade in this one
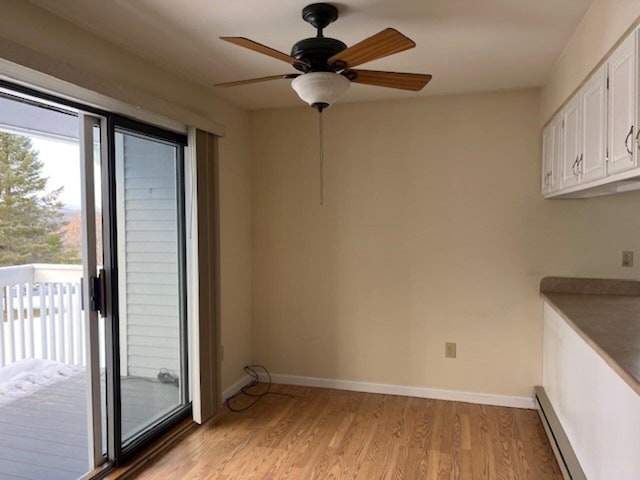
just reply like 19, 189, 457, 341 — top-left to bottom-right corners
215, 74, 300, 87
346, 70, 432, 91
328, 28, 415, 69
221, 37, 309, 67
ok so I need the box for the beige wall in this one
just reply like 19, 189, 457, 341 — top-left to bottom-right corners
542, 0, 640, 123
251, 89, 640, 397
0, 0, 252, 391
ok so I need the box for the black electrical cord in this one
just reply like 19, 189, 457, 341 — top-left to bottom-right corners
225, 364, 294, 412
120, 368, 179, 387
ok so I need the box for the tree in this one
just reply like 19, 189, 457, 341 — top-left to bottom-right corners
0, 132, 78, 266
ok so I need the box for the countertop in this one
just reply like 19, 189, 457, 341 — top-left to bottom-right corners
541, 277, 640, 396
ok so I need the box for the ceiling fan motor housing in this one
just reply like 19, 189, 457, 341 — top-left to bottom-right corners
291, 37, 346, 72
293, 3, 346, 73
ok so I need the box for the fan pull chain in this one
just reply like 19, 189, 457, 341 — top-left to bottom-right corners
319, 110, 324, 206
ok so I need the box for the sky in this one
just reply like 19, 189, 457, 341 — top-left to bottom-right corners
31, 137, 81, 209
31, 137, 101, 211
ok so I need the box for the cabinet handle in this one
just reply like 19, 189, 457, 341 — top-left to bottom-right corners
625, 125, 634, 155
572, 156, 579, 176
578, 154, 584, 175
636, 127, 640, 149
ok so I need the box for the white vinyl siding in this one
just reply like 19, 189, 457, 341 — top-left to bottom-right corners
117, 133, 180, 378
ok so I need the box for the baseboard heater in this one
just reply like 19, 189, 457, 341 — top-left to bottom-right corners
534, 386, 587, 480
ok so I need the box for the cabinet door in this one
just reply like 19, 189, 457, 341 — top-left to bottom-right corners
608, 32, 637, 175
551, 117, 563, 192
581, 64, 608, 182
542, 123, 553, 194
561, 96, 581, 188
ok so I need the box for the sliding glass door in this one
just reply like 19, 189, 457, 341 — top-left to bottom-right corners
0, 84, 191, 478
112, 120, 189, 450
0, 89, 106, 479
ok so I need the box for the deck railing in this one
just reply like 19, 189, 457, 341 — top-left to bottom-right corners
0, 264, 104, 368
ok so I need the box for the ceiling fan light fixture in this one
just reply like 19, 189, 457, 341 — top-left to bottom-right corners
291, 72, 350, 111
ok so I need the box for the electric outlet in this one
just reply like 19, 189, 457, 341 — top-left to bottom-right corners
445, 342, 457, 358
622, 251, 634, 268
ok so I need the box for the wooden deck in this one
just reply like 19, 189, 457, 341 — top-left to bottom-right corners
0, 372, 178, 480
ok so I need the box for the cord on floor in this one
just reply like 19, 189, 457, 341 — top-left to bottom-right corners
226, 364, 295, 412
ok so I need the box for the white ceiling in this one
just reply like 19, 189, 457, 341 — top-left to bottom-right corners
30, 0, 592, 110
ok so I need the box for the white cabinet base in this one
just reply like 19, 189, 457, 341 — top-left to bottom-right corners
543, 302, 640, 479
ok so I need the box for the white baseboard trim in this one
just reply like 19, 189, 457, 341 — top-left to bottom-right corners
262, 373, 536, 409
221, 374, 251, 402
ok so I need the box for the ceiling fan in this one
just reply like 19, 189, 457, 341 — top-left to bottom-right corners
215, 2, 432, 111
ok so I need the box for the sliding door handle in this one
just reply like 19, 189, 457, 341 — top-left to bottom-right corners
89, 268, 107, 317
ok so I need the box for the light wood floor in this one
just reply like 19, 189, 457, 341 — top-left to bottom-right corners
135, 384, 562, 480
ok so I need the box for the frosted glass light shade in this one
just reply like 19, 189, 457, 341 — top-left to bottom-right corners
291, 72, 350, 110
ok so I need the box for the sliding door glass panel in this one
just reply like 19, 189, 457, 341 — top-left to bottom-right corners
114, 128, 187, 446
0, 91, 105, 479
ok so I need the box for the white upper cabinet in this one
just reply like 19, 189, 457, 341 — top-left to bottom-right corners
554, 64, 607, 193
581, 63, 608, 182
608, 32, 637, 175
561, 95, 582, 189
542, 115, 563, 195
542, 29, 640, 198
